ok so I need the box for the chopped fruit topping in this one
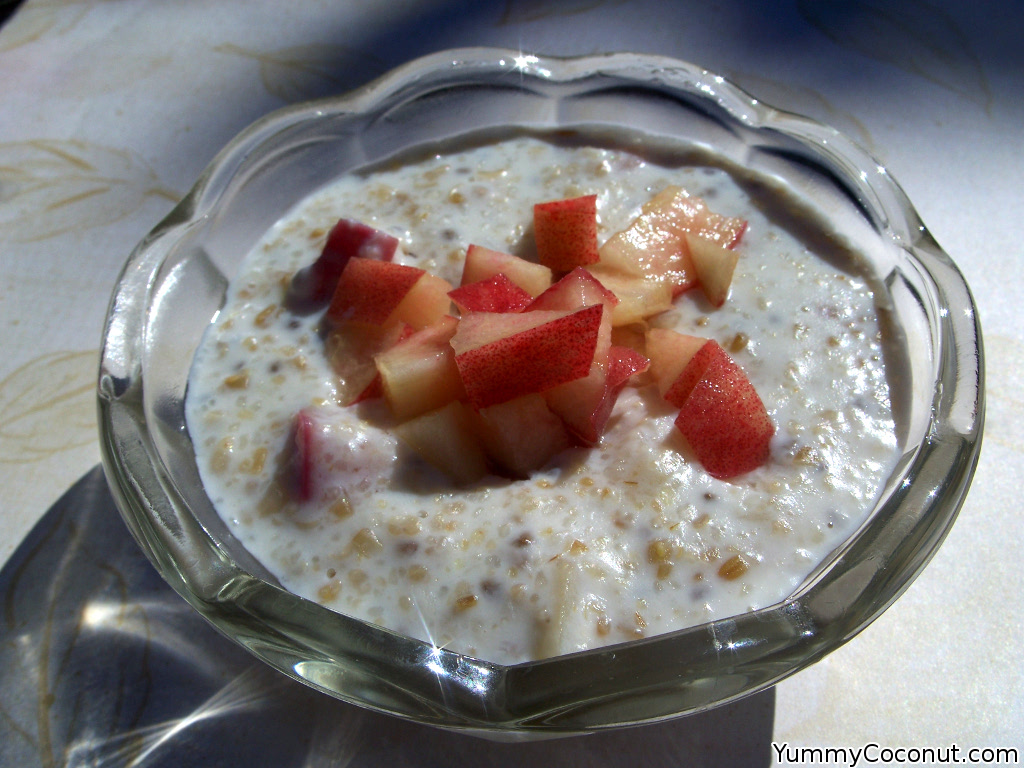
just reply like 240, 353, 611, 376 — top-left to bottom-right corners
473, 394, 571, 478
526, 266, 619, 315
448, 273, 534, 313
584, 268, 673, 326
645, 328, 708, 399
529, 268, 619, 444
394, 401, 489, 485
287, 219, 398, 311
462, 244, 553, 297
375, 316, 464, 420
325, 321, 411, 405
669, 340, 774, 479
597, 186, 746, 296
686, 233, 739, 307
284, 185, 768, 488
551, 344, 651, 446
450, 305, 604, 409
327, 258, 427, 326
533, 194, 600, 272
326, 257, 453, 330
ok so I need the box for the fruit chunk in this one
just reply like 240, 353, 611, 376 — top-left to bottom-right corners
526, 267, 618, 315
375, 316, 464, 420
585, 267, 673, 326
473, 394, 571, 477
327, 258, 426, 326
533, 194, 600, 272
287, 219, 399, 311
327, 258, 452, 330
448, 273, 533, 313
325, 321, 411, 405
550, 344, 651, 446
462, 244, 553, 297
291, 409, 318, 501
450, 305, 603, 409
394, 401, 488, 485
597, 186, 746, 296
645, 328, 708, 399
668, 340, 773, 479
528, 269, 618, 444
686, 233, 739, 307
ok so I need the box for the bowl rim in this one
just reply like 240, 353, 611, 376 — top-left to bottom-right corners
97, 47, 984, 735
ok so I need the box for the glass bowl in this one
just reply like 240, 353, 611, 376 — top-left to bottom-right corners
97, 48, 983, 738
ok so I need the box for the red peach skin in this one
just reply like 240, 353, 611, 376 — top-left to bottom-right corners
669, 340, 773, 479
533, 194, 600, 272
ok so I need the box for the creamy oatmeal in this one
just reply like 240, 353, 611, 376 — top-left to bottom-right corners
185, 134, 898, 665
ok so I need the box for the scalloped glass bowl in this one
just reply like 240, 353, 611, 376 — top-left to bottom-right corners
98, 49, 983, 739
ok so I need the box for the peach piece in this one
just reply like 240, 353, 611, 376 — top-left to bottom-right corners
450, 305, 603, 409
375, 316, 464, 421
645, 328, 708, 399
598, 187, 698, 295
670, 340, 773, 479
473, 394, 571, 477
586, 267, 674, 326
291, 409, 318, 501
686, 233, 739, 308
287, 219, 398, 311
533, 194, 600, 272
527, 267, 617, 362
448, 273, 533, 313
528, 269, 618, 443
327, 258, 426, 326
597, 186, 747, 295
526, 266, 619, 314
326, 321, 411, 405
389, 272, 454, 330
394, 401, 489, 485
548, 344, 650, 446
462, 244, 553, 297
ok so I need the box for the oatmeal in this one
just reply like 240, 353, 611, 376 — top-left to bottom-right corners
185, 135, 898, 664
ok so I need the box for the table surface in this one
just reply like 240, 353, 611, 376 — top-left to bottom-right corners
1, 1, 1021, 765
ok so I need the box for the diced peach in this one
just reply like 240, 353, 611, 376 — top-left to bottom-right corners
669, 340, 773, 479
686, 233, 739, 307
375, 316, 464, 420
527, 267, 617, 363
291, 409, 318, 501
533, 194, 600, 272
645, 328, 708, 399
597, 186, 746, 296
640, 185, 746, 248
598, 187, 697, 295
450, 305, 603, 409
545, 344, 650, 446
448, 273, 533, 313
526, 267, 618, 313
325, 320, 410, 405
287, 219, 398, 311
543, 364, 609, 446
394, 401, 489, 485
586, 267, 674, 325
473, 394, 571, 477
389, 272, 454, 330
588, 344, 651, 437
528, 269, 618, 442
462, 244, 553, 297
327, 258, 425, 326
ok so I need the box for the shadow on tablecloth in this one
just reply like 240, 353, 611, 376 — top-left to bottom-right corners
0, 466, 775, 767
